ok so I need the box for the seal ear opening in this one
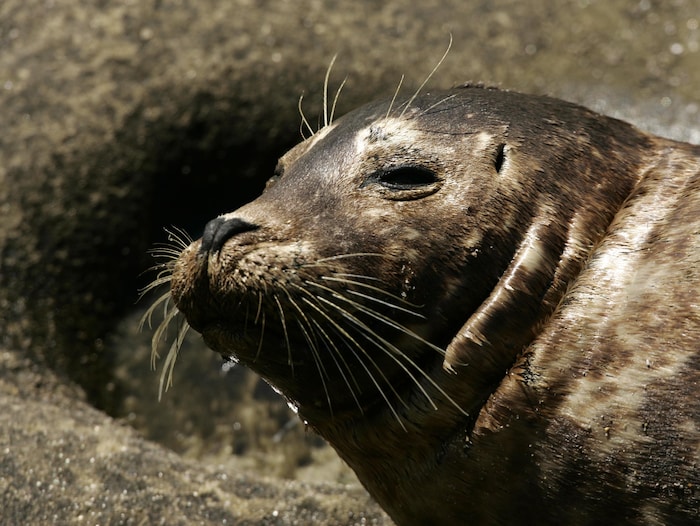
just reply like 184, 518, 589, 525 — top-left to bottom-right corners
494, 143, 506, 173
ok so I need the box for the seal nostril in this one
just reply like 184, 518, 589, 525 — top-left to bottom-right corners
199, 217, 259, 256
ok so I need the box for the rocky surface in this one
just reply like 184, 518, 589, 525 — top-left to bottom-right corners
1, 0, 698, 524
0, 350, 386, 525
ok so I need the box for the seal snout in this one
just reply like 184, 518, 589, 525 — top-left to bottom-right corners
198, 216, 259, 256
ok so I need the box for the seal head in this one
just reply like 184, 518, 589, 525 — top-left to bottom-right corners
166, 86, 700, 525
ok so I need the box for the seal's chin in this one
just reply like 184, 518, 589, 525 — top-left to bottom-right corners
198, 317, 448, 422
200, 324, 245, 358
201, 323, 304, 368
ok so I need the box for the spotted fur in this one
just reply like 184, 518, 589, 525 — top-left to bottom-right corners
150, 86, 700, 525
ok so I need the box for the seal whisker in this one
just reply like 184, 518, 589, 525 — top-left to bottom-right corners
316, 291, 468, 416
327, 272, 384, 283
158, 316, 190, 400
147, 246, 184, 260
308, 316, 365, 414
138, 257, 175, 296
284, 290, 335, 414
312, 317, 408, 430
298, 278, 461, 416
298, 319, 334, 415
139, 227, 191, 387
294, 285, 407, 429
291, 283, 366, 408
142, 232, 190, 274
329, 75, 348, 126
321, 53, 348, 127
386, 74, 405, 119
137, 274, 173, 300
322, 54, 338, 129
417, 94, 458, 118
398, 33, 452, 119
320, 271, 424, 304
254, 290, 264, 325
308, 281, 442, 355
305, 252, 390, 265
313, 294, 440, 412
149, 299, 180, 367
345, 289, 424, 318
139, 290, 172, 331
320, 275, 425, 314
243, 300, 251, 336
283, 293, 324, 372
298, 94, 315, 139
164, 225, 193, 250
273, 294, 294, 372
139, 226, 189, 301
321, 271, 424, 308
254, 311, 266, 362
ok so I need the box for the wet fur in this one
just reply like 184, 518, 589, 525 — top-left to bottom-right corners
144, 74, 700, 523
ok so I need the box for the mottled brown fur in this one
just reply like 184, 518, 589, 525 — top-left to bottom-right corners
166, 86, 699, 525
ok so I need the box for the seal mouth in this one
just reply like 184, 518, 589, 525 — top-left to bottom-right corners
200, 323, 245, 356
196, 310, 458, 422
201, 322, 307, 368
166, 218, 474, 423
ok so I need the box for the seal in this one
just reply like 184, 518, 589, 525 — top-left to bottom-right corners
147, 85, 700, 525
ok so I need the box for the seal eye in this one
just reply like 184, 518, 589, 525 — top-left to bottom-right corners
377, 166, 438, 190
363, 165, 441, 200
